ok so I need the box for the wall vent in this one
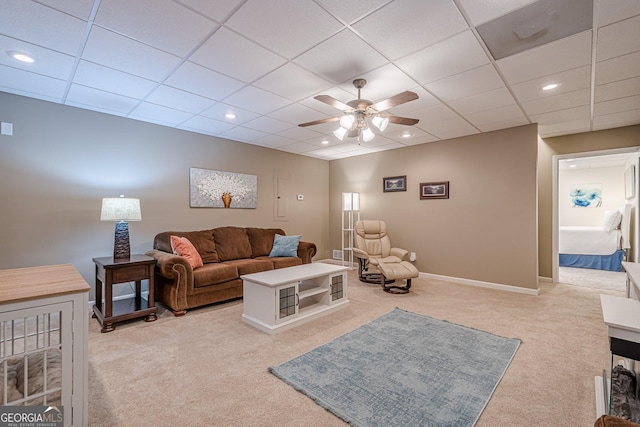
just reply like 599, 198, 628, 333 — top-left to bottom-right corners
332, 250, 343, 260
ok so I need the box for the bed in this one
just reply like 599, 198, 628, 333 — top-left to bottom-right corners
559, 204, 632, 272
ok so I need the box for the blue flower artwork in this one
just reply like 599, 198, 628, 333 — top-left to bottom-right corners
570, 184, 602, 208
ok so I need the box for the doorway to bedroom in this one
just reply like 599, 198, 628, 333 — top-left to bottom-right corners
554, 149, 640, 292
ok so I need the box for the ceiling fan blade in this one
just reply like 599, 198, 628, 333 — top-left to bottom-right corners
380, 115, 419, 126
370, 91, 419, 112
314, 95, 352, 111
298, 116, 340, 127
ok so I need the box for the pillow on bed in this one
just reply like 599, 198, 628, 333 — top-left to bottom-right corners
602, 210, 623, 232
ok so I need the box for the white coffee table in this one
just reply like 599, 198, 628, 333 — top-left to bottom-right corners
241, 263, 349, 334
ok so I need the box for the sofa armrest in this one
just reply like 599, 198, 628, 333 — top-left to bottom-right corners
297, 241, 317, 264
145, 249, 193, 313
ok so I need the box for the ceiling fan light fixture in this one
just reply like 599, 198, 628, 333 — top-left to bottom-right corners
333, 127, 348, 140
372, 116, 389, 132
339, 114, 355, 129
362, 127, 375, 142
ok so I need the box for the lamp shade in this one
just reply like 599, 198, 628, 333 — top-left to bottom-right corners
100, 198, 142, 222
333, 127, 348, 140
372, 116, 389, 131
339, 114, 355, 129
362, 127, 375, 142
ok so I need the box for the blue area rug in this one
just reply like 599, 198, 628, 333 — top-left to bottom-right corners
269, 308, 520, 427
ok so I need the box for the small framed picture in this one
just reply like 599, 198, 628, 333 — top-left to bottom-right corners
420, 181, 449, 199
383, 175, 407, 192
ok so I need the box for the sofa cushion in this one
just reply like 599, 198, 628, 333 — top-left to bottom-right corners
193, 263, 238, 288
223, 259, 274, 275
155, 230, 219, 263
256, 256, 302, 269
269, 234, 301, 257
170, 236, 203, 269
246, 227, 285, 257
212, 227, 252, 261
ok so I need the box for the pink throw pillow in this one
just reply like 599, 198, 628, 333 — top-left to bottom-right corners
170, 235, 204, 269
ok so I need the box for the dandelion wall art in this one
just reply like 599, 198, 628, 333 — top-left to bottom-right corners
190, 168, 257, 208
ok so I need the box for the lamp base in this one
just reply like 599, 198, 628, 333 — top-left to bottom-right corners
113, 221, 131, 261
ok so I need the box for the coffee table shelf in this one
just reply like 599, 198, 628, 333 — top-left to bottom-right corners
241, 263, 348, 334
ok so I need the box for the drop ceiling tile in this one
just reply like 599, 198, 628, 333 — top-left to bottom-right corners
425, 64, 504, 102
220, 126, 269, 142
165, 61, 245, 100
410, 104, 459, 126
225, 0, 343, 59
594, 95, 640, 116
200, 103, 261, 125
279, 141, 318, 153
353, 0, 468, 60
174, 0, 244, 22
73, 60, 157, 99
521, 88, 591, 116
268, 103, 331, 126
0, 1, 87, 55
465, 104, 527, 127
383, 126, 438, 144
278, 126, 323, 141
0, 36, 76, 80
82, 26, 182, 81
145, 85, 215, 114
65, 84, 139, 115
38, 0, 96, 20
476, 117, 530, 133
424, 117, 479, 140
396, 31, 490, 85
189, 27, 286, 83
598, 0, 640, 27
448, 87, 517, 115
597, 15, 640, 62
179, 115, 235, 135
538, 118, 591, 137
529, 105, 590, 124
94, 0, 215, 56
223, 85, 292, 115
386, 87, 441, 115
331, 141, 369, 153
251, 134, 296, 149
294, 29, 389, 84
243, 116, 293, 133
0, 65, 66, 101
336, 63, 420, 102
456, 0, 537, 26
253, 63, 332, 102
298, 86, 355, 115
509, 65, 591, 101
496, 31, 592, 84
595, 51, 640, 85
129, 102, 193, 126
317, 0, 390, 24
593, 109, 640, 130
595, 77, 640, 103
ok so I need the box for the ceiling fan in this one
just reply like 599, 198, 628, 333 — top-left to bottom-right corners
299, 78, 420, 142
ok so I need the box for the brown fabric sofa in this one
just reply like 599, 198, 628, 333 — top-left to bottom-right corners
146, 226, 316, 316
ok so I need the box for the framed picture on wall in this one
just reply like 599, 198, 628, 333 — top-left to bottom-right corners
625, 165, 635, 200
383, 175, 407, 192
420, 181, 449, 199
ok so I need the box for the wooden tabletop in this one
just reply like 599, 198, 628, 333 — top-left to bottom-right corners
0, 264, 90, 305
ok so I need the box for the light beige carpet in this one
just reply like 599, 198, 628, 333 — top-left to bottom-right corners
559, 266, 627, 293
88, 268, 614, 426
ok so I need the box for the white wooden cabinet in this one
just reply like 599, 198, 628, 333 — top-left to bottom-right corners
0, 264, 89, 427
242, 263, 348, 334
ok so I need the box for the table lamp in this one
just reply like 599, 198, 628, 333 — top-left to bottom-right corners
100, 197, 142, 261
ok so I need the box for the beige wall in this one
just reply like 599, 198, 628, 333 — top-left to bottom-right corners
538, 125, 640, 278
329, 124, 540, 290
0, 92, 329, 300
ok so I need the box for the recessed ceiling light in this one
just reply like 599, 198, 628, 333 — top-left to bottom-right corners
321, 140, 329, 145
569, 164, 577, 168
225, 113, 236, 119
8, 51, 34, 63
542, 83, 559, 91
401, 132, 411, 138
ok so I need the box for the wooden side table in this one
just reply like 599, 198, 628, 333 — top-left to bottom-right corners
92, 254, 157, 332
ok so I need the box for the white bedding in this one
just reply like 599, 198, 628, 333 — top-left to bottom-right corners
559, 226, 621, 255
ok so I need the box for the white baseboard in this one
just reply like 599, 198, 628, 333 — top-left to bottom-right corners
420, 272, 540, 295
538, 276, 553, 283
